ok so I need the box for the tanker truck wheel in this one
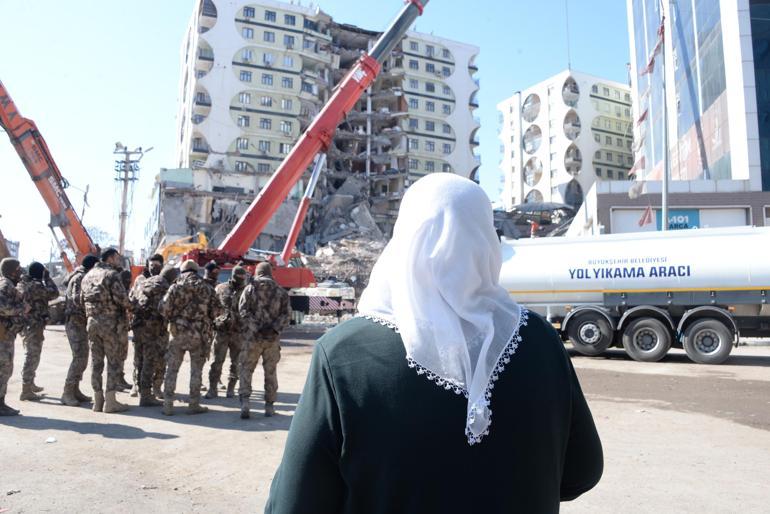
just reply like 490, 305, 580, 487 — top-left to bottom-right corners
622, 318, 671, 362
567, 313, 613, 356
683, 319, 733, 365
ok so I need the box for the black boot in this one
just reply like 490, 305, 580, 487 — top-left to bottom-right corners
0, 395, 20, 416
239, 395, 250, 419
226, 379, 237, 398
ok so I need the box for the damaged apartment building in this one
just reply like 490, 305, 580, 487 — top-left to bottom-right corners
145, 0, 480, 257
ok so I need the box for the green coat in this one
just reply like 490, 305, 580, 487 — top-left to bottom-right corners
266, 312, 602, 514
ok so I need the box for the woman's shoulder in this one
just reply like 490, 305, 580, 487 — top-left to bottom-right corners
316, 315, 403, 362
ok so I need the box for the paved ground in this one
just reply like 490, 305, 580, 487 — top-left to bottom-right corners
1, 327, 769, 513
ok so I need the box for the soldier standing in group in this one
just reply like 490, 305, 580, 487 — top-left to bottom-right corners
60, 254, 99, 406
205, 265, 248, 399
129, 254, 164, 397
132, 265, 177, 407
0, 258, 28, 416
238, 262, 290, 419
18, 261, 59, 401
159, 259, 221, 415
81, 249, 131, 414
200, 261, 220, 394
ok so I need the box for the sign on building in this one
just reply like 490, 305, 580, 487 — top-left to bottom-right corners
655, 209, 700, 231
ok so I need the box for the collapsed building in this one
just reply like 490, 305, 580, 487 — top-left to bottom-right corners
145, 0, 480, 281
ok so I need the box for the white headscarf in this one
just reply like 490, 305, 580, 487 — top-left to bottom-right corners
358, 173, 526, 445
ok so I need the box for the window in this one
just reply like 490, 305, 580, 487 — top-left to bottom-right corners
409, 118, 418, 129
625, 93, 631, 102
426, 45, 435, 57
243, 6, 255, 18
279, 143, 291, 154
615, 106, 622, 117
594, 150, 601, 159
283, 55, 294, 67
426, 63, 435, 73
409, 41, 419, 51
607, 169, 614, 179
409, 79, 418, 89
443, 143, 451, 154
284, 14, 296, 26
627, 155, 633, 165
262, 73, 273, 85
425, 82, 435, 93
606, 152, 613, 161
257, 163, 271, 173
443, 85, 451, 95
264, 31, 275, 43
442, 48, 451, 59
409, 138, 419, 150
409, 158, 419, 169
237, 115, 250, 127
442, 104, 451, 115
259, 118, 271, 130
240, 70, 253, 82
243, 27, 254, 39
426, 141, 435, 152
425, 121, 435, 132
195, 70, 205, 79
425, 160, 435, 171
595, 167, 602, 177
426, 101, 435, 112
192, 114, 205, 124
409, 98, 418, 109
258, 140, 271, 152
591, 85, 598, 93
242, 49, 254, 61
616, 138, 623, 147
550, 168, 558, 178
593, 133, 600, 142
284, 35, 295, 48
624, 108, 630, 117
280, 120, 292, 134
303, 39, 315, 51
281, 98, 292, 110
193, 137, 204, 150
442, 66, 451, 77
239, 92, 251, 104
627, 140, 632, 149
236, 160, 248, 172
237, 137, 249, 150
604, 120, 611, 129
443, 124, 451, 134
260, 95, 272, 106
263, 53, 274, 65
550, 152, 557, 162
301, 82, 313, 93
615, 90, 621, 99
616, 121, 622, 131
282, 77, 294, 89
265, 10, 277, 22
603, 87, 610, 96
605, 136, 611, 144
409, 60, 419, 70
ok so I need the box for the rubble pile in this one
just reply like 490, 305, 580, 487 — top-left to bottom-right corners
304, 237, 386, 297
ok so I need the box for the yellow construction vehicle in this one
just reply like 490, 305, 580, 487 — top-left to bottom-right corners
155, 232, 208, 264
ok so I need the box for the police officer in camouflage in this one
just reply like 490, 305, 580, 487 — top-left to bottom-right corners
238, 262, 291, 419
60, 254, 99, 406
128, 253, 164, 398
132, 264, 177, 407
159, 259, 221, 415
81, 248, 131, 413
18, 261, 59, 401
205, 265, 248, 399
0, 258, 28, 416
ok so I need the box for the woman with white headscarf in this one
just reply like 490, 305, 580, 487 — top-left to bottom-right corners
266, 174, 602, 513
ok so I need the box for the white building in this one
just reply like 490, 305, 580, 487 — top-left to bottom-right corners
498, 69, 634, 212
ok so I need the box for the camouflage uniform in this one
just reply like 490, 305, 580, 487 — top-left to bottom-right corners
130, 274, 172, 396
81, 262, 130, 394
208, 278, 247, 389
159, 272, 221, 404
238, 276, 291, 404
128, 276, 147, 390
18, 274, 59, 385
64, 266, 89, 387
0, 277, 25, 399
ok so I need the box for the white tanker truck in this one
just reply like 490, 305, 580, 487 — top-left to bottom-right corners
500, 227, 770, 364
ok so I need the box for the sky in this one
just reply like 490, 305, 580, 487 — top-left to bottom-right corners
0, 0, 631, 264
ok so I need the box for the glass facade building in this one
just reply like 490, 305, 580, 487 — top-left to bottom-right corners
630, 0, 731, 183
750, 0, 770, 191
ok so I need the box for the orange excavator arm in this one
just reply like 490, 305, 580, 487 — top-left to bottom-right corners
0, 79, 98, 270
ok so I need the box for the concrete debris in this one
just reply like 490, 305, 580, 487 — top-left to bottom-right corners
304, 238, 386, 297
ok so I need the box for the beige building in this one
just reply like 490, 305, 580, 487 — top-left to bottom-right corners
164, 0, 480, 251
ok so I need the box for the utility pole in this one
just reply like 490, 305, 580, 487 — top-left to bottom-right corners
113, 143, 152, 256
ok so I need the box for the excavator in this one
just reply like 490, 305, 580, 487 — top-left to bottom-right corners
0, 79, 98, 272
181, 0, 429, 316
